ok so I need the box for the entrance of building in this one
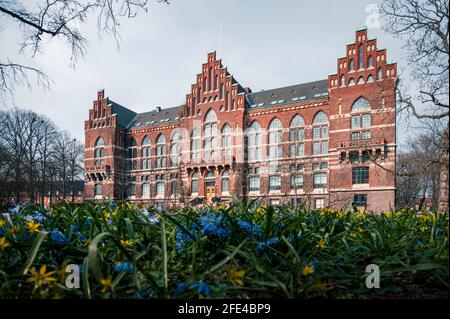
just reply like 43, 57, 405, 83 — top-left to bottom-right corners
205, 181, 215, 205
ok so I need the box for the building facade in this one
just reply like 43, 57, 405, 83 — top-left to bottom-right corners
84, 28, 397, 211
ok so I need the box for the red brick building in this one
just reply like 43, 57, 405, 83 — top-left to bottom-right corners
84, 28, 397, 211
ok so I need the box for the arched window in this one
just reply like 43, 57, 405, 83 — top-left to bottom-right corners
248, 121, 262, 162
340, 75, 345, 87
221, 170, 230, 193
209, 67, 213, 92
351, 97, 370, 112
156, 134, 167, 168
357, 76, 365, 85
289, 115, 305, 157
312, 111, 328, 155
94, 137, 105, 166
191, 129, 201, 163
191, 172, 199, 194
268, 118, 282, 160
348, 78, 356, 86
127, 137, 137, 171
351, 98, 371, 140
141, 136, 151, 170
349, 59, 355, 71
203, 109, 218, 161
358, 44, 364, 69
95, 184, 102, 196
227, 91, 231, 110
377, 67, 383, 80
367, 75, 374, 82
368, 55, 373, 67
170, 132, 182, 166
221, 124, 232, 160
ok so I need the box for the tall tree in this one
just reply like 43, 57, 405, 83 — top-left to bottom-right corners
382, 0, 449, 211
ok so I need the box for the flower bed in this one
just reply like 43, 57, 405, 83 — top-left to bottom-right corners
0, 202, 448, 298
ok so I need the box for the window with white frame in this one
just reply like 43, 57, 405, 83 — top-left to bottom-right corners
248, 121, 262, 162
268, 118, 283, 160
290, 115, 305, 158
221, 124, 232, 160
312, 111, 329, 155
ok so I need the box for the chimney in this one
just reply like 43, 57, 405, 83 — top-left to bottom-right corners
155, 106, 162, 112
244, 87, 252, 93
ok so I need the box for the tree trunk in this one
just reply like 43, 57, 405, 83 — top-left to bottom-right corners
438, 127, 449, 212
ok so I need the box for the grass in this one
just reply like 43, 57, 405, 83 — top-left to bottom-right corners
0, 200, 448, 299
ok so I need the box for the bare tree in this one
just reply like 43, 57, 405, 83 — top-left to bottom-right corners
381, 0, 449, 211
0, 0, 169, 100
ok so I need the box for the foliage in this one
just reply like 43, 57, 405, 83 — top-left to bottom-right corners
0, 201, 448, 299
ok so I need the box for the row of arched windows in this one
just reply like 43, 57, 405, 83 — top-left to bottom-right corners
93, 98, 371, 168
340, 68, 383, 87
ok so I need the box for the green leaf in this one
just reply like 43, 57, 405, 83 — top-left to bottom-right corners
22, 231, 49, 275
87, 232, 112, 281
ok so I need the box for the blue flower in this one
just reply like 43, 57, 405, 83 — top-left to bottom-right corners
156, 203, 164, 214
190, 282, 211, 297
238, 220, 262, 239
199, 214, 230, 239
114, 262, 133, 273
8, 205, 20, 215
176, 229, 195, 252
256, 236, 279, 253
23, 211, 46, 223
51, 229, 69, 245
174, 282, 187, 297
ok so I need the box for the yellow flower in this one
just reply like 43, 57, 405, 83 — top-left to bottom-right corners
350, 232, 357, 238
27, 220, 41, 233
419, 213, 430, 222
356, 227, 364, 233
26, 265, 57, 288
315, 239, 326, 250
256, 206, 266, 216
355, 212, 365, 219
100, 277, 112, 293
384, 212, 393, 219
0, 219, 5, 228
420, 226, 429, 233
0, 237, 11, 249
102, 211, 112, 221
228, 267, 245, 286
120, 239, 133, 248
302, 265, 315, 276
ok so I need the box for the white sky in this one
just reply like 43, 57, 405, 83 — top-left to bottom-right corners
0, 0, 415, 146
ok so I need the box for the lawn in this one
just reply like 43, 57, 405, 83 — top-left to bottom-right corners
0, 201, 448, 299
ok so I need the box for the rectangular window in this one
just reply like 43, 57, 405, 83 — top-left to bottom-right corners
351, 132, 360, 140
321, 126, 328, 138
290, 175, 304, 189
269, 175, 281, 191
191, 180, 198, 193
171, 182, 178, 195
298, 144, 305, 156
362, 114, 371, 128
352, 115, 361, 129
315, 198, 325, 209
313, 172, 327, 188
313, 142, 321, 155
156, 182, 165, 196
354, 194, 367, 206
298, 129, 305, 141
313, 163, 320, 170
361, 131, 371, 139
142, 183, 150, 197
350, 152, 359, 163
249, 176, 260, 191
362, 151, 370, 163
322, 142, 328, 154
352, 167, 369, 184
320, 162, 328, 169
313, 127, 321, 139
222, 178, 230, 192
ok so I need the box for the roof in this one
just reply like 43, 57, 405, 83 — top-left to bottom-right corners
246, 79, 329, 109
127, 106, 181, 129
109, 100, 137, 128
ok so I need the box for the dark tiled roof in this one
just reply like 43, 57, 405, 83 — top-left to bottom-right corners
109, 100, 137, 128
127, 106, 181, 129
246, 79, 329, 109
